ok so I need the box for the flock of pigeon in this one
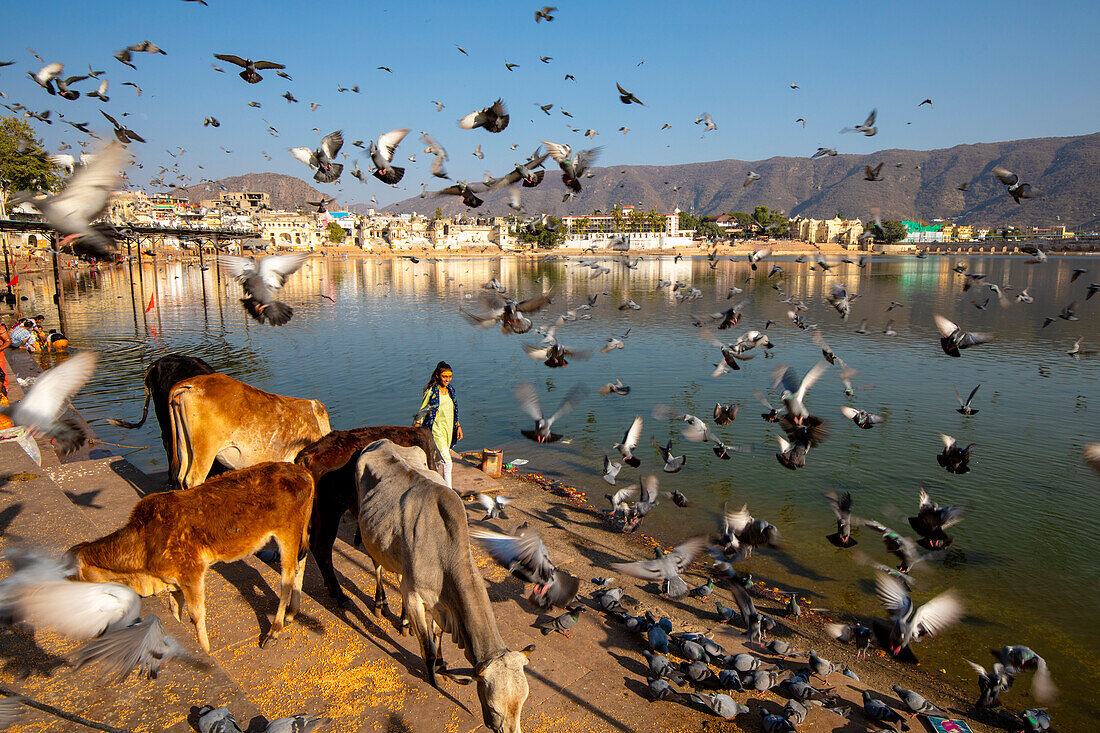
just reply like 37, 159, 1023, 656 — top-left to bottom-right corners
0, 4, 1092, 731
448, 247, 1096, 732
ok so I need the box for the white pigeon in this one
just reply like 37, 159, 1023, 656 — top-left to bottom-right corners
21, 142, 128, 260
218, 253, 309, 326
0, 351, 96, 454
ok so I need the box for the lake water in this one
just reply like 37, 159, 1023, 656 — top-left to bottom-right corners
23, 252, 1100, 728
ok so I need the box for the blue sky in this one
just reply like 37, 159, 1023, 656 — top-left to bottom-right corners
3, 0, 1097, 207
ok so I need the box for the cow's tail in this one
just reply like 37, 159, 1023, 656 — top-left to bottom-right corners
169, 384, 194, 488
107, 365, 154, 429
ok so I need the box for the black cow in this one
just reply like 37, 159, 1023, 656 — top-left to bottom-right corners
294, 426, 440, 608
108, 354, 216, 464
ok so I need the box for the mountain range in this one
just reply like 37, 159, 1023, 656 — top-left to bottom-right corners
176, 173, 325, 212
380, 132, 1100, 230
174, 133, 1100, 230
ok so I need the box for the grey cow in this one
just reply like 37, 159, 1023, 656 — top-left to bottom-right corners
355, 440, 533, 733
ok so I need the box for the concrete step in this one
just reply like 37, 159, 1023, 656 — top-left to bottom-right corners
46, 456, 165, 530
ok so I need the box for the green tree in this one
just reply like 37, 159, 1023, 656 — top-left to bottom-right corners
678, 211, 699, 230
516, 218, 566, 249
696, 221, 725, 240
432, 207, 444, 221
729, 212, 755, 230
876, 220, 908, 243
611, 205, 624, 230
326, 221, 347, 243
648, 209, 665, 233
0, 116, 61, 215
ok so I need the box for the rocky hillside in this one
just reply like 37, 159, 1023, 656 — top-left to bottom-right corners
176, 173, 325, 212
378, 132, 1100, 230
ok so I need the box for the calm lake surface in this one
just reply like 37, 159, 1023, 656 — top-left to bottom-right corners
24, 252, 1100, 728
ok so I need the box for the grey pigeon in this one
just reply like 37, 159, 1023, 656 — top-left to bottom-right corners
826, 622, 873, 659
512, 382, 587, 442
601, 455, 622, 485
807, 650, 837, 679
289, 130, 344, 183
646, 435, 682, 471
824, 490, 858, 547
965, 659, 1013, 707
593, 586, 624, 613
539, 606, 582, 637
611, 536, 706, 598
861, 690, 909, 730
476, 493, 510, 520
842, 108, 877, 136
728, 653, 760, 673
762, 713, 796, 732
1017, 708, 1052, 732
935, 314, 993, 357
717, 670, 744, 691
459, 99, 509, 132
684, 692, 748, 719
642, 650, 684, 684
613, 416, 643, 467
542, 140, 601, 192
715, 602, 739, 624
369, 128, 409, 184
875, 571, 964, 657
198, 705, 244, 733
679, 659, 717, 687
992, 165, 1039, 203
892, 685, 947, 716
212, 53, 285, 83
993, 645, 1057, 703
689, 579, 714, 599
645, 677, 676, 700
218, 253, 309, 326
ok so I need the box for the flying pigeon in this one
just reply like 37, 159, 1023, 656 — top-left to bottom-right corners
218, 253, 310, 326
213, 53, 285, 83
459, 99, 509, 132
512, 382, 587, 443
369, 128, 409, 184
289, 130, 344, 183
842, 108, 877, 136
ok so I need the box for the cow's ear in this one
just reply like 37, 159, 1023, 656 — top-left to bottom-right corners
521, 644, 536, 657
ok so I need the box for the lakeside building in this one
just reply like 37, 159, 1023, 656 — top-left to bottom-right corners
560, 206, 692, 249
901, 220, 945, 244
788, 216, 865, 247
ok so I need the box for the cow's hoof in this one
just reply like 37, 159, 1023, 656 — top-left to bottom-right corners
335, 595, 353, 610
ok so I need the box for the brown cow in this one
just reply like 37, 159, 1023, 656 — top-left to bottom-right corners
168, 373, 331, 489
70, 462, 314, 652
294, 425, 439, 608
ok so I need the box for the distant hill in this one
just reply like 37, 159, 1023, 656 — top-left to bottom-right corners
176, 173, 325, 212
377, 132, 1100, 230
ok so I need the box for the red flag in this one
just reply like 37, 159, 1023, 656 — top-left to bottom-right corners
6, 275, 16, 288
145, 294, 155, 313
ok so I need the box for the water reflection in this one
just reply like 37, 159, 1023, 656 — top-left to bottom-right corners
23, 252, 1100, 727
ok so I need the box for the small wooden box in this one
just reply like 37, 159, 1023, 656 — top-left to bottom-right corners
480, 449, 503, 478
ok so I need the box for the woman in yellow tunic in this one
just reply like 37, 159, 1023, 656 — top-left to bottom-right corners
413, 361, 463, 489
